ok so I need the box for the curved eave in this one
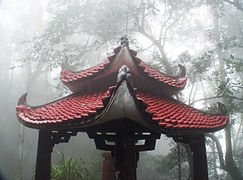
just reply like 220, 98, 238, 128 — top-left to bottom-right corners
134, 57, 186, 90
136, 91, 229, 135
16, 87, 116, 130
60, 57, 113, 90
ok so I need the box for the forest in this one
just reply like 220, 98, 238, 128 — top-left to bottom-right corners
0, 0, 242, 179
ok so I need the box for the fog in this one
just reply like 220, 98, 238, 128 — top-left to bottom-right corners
0, 0, 242, 180
0, 1, 170, 179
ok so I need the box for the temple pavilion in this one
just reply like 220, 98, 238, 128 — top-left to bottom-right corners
16, 38, 229, 180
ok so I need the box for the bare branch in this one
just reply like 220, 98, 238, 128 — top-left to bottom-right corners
137, 42, 155, 52
141, 0, 145, 30
189, 95, 243, 105
188, 78, 196, 105
160, 7, 190, 47
233, 118, 242, 153
159, 4, 173, 42
231, 85, 243, 89
223, 0, 243, 12
137, 28, 171, 72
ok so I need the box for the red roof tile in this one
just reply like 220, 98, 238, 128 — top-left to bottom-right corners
60, 56, 114, 83
16, 87, 115, 129
16, 45, 228, 133
136, 91, 228, 132
60, 46, 186, 93
134, 57, 186, 89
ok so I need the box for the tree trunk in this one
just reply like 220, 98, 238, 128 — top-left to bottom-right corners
207, 2, 243, 179
177, 143, 182, 180
17, 125, 24, 180
211, 141, 219, 180
224, 123, 243, 180
183, 142, 193, 180
207, 133, 243, 180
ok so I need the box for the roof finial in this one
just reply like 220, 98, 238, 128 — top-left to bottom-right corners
121, 1, 129, 47
120, 36, 129, 46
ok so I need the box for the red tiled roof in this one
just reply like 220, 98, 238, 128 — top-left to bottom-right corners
60, 56, 114, 83
16, 82, 228, 132
16, 45, 228, 133
136, 91, 228, 132
134, 57, 186, 89
60, 47, 186, 91
16, 86, 115, 129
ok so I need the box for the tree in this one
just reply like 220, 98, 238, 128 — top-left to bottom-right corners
206, 1, 243, 179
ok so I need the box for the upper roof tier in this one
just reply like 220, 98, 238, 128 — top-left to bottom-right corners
60, 44, 186, 96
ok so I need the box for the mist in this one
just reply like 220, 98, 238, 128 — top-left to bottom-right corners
0, 0, 242, 180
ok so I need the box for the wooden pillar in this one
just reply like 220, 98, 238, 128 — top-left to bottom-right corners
190, 134, 208, 180
35, 130, 53, 180
115, 149, 137, 180
114, 131, 138, 180
102, 152, 115, 180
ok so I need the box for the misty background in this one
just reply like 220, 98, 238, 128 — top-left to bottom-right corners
0, 0, 242, 179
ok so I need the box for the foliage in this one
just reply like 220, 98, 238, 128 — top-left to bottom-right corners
51, 151, 101, 180
51, 152, 91, 180
19, 0, 208, 73
139, 143, 189, 180
20, 0, 134, 72
31, 151, 102, 180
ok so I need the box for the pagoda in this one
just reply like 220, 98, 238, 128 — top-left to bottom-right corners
16, 38, 229, 180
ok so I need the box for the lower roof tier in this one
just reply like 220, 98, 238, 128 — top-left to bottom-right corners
16, 82, 229, 135
16, 87, 115, 129
136, 91, 228, 134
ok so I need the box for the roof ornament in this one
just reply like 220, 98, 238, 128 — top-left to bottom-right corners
216, 102, 227, 115
178, 64, 186, 77
117, 65, 133, 88
121, 5, 129, 46
120, 36, 129, 46
17, 93, 28, 106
